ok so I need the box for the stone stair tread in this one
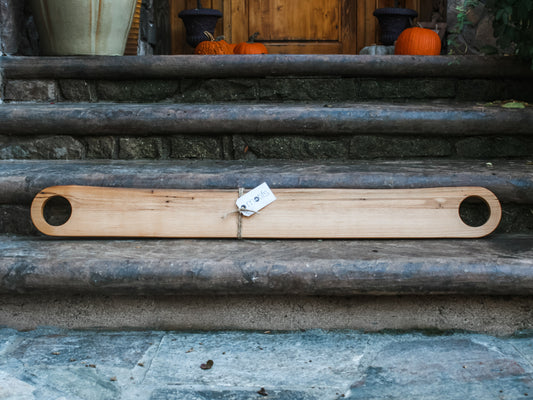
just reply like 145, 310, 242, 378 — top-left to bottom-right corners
1, 234, 532, 296
1, 102, 532, 136
1, 159, 531, 205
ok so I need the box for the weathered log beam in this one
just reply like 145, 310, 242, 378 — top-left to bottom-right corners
2, 55, 532, 80
0, 0, 23, 55
1, 235, 532, 296
1, 103, 532, 136
1, 160, 532, 205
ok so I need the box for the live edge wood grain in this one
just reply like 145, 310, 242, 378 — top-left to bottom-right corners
31, 186, 502, 239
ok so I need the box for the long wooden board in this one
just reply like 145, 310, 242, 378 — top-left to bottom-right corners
31, 186, 502, 238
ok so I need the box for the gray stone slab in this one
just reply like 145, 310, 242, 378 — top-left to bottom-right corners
1, 329, 533, 400
347, 335, 533, 400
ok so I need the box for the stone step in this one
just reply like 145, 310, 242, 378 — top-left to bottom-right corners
1, 102, 532, 161
1, 159, 532, 235
2, 55, 533, 103
1, 234, 532, 297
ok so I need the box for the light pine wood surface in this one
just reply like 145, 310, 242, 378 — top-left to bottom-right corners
31, 186, 502, 238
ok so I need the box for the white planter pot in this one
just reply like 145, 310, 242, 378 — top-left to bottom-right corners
30, 0, 137, 56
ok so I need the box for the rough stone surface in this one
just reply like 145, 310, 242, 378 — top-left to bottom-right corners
0, 329, 533, 400
58, 80, 97, 102
0, 136, 84, 159
456, 79, 533, 102
96, 80, 179, 102
233, 136, 351, 160
1, 295, 533, 334
169, 135, 224, 159
4, 132, 532, 161
118, 137, 166, 159
3, 76, 533, 104
349, 136, 453, 159
84, 136, 116, 159
455, 136, 533, 158
179, 79, 258, 102
357, 78, 456, 100
258, 78, 357, 102
3, 79, 57, 102
0, 205, 33, 235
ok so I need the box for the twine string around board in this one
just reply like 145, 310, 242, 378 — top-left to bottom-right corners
221, 187, 261, 239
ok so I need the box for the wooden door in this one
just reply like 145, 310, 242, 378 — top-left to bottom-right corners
170, 0, 421, 54
226, 0, 356, 54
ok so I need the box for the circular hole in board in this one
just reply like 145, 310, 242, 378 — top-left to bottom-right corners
459, 196, 491, 227
43, 196, 72, 227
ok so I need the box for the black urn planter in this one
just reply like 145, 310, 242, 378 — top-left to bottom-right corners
178, 0, 222, 48
373, 8, 418, 46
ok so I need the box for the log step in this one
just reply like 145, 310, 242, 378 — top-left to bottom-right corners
4, 55, 531, 80
1, 234, 532, 296
2, 160, 532, 205
1, 102, 532, 136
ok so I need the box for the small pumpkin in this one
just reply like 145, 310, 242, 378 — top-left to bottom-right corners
394, 27, 441, 56
234, 32, 268, 55
195, 32, 234, 55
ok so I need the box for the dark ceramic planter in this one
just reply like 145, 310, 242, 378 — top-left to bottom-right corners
178, 8, 222, 48
373, 8, 418, 46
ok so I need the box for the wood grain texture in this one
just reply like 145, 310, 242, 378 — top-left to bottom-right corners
31, 186, 502, 238
31, 186, 238, 238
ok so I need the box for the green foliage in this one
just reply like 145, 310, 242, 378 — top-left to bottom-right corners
485, 0, 533, 68
447, 0, 480, 54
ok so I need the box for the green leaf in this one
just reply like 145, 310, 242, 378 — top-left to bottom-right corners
502, 101, 526, 109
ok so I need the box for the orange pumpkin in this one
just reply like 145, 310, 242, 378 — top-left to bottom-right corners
195, 32, 234, 55
394, 27, 441, 56
234, 32, 268, 55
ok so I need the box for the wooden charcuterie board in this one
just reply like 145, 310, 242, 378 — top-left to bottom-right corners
31, 186, 502, 239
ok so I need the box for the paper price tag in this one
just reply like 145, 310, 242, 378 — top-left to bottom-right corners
236, 183, 276, 217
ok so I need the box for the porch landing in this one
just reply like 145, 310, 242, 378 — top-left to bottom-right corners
1, 328, 533, 400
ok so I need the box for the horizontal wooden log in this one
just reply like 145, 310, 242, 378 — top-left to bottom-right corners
2, 55, 532, 79
2, 160, 532, 205
1, 234, 532, 295
1, 103, 532, 136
